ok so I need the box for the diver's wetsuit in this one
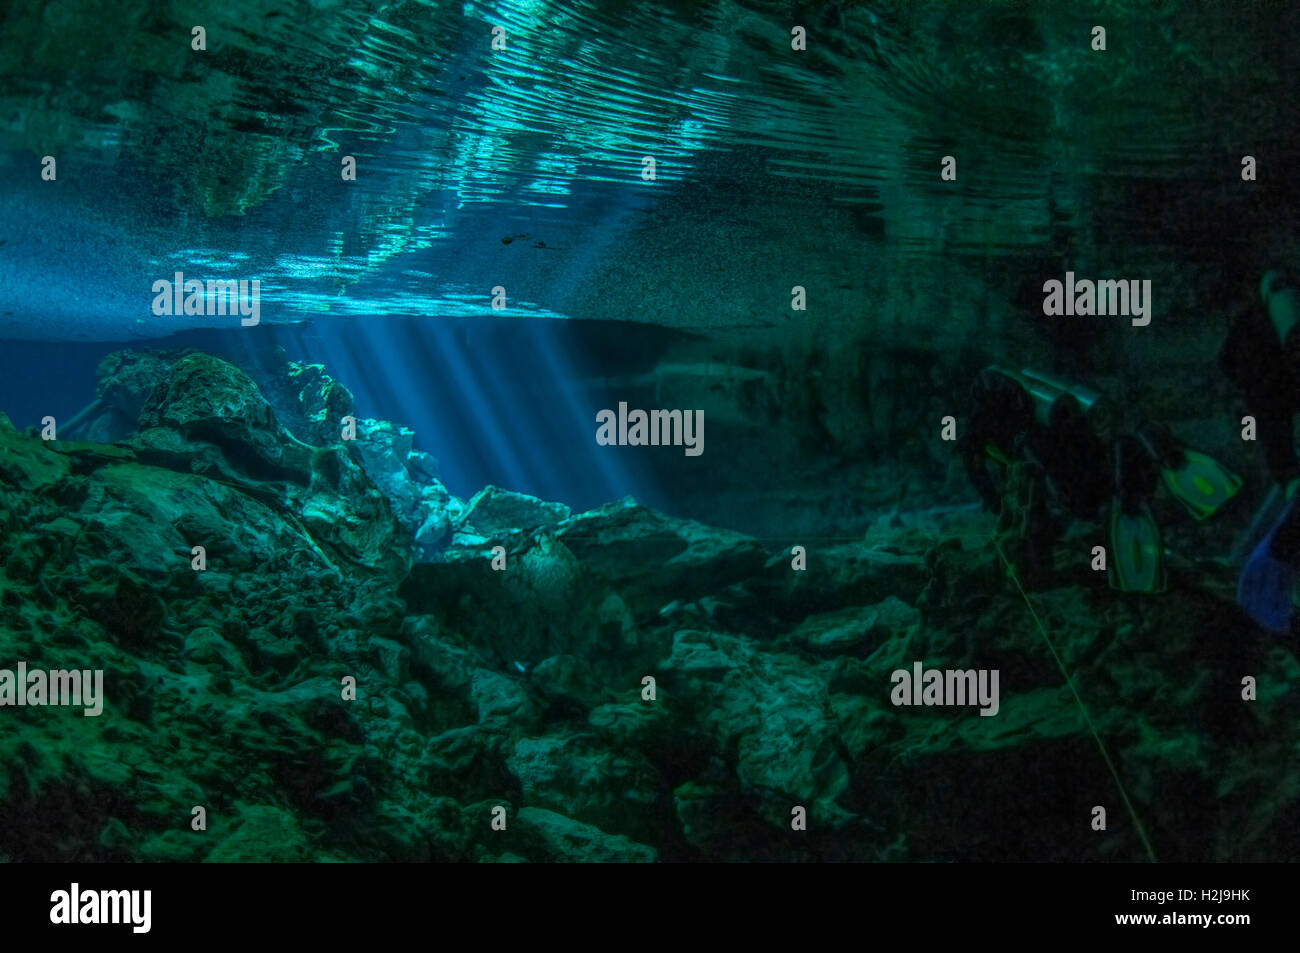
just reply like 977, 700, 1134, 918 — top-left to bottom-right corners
958, 367, 1113, 584
1221, 296, 1300, 485
959, 367, 1034, 512
1221, 276, 1300, 558
959, 367, 1111, 522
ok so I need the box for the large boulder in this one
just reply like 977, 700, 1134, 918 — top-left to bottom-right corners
134, 352, 313, 485
124, 353, 407, 580
65, 349, 190, 443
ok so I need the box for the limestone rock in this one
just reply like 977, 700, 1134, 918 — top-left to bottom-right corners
460, 485, 571, 535
514, 807, 656, 863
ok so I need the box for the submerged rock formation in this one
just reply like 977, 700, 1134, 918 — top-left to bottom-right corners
65, 347, 463, 563
0, 351, 1295, 862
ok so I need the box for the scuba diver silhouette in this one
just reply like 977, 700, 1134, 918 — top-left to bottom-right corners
1222, 268, 1300, 633
959, 366, 1242, 591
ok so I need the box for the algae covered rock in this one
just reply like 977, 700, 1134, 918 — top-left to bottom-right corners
556, 498, 766, 615
69, 348, 192, 442
136, 352, 312, 485
789, 606, 882, 655
4, 341, 1299, 865
662, 629, 854, 833
288, 361, 357, 445
110, 352, 410, 580
347, 417, 457, 560
203, 805, 313, 863
400, 529, 595, 665
460, 485, 571, 535
513, 807, 656, 863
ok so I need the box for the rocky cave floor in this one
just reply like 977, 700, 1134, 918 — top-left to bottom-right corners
0, 349, 1297, 862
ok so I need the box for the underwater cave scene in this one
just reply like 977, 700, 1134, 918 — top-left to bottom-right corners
0, 0, 1298, 865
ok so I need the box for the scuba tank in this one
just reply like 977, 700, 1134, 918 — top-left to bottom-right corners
986, 365, 1116, 436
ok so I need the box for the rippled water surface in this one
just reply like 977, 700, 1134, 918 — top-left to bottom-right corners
3, 1, 1299, 339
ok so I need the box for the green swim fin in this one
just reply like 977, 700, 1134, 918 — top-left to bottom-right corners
1108, 500, 1167, 593
1138, 427, 1242, 521
1160, 449, 1243, 520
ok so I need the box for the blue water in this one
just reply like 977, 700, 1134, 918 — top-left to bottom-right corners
0, 315, 688, 513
